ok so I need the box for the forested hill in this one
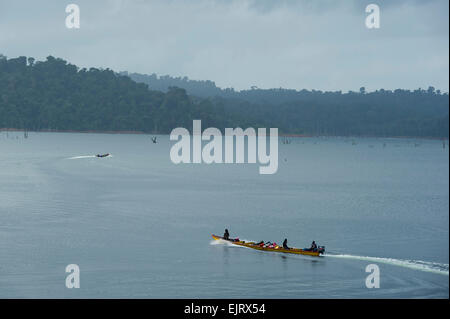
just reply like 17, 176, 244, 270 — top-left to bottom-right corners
126, 71, 449, 105
1, 55, 448, 137
126, 71, 449, 137
0, 55, 252, 133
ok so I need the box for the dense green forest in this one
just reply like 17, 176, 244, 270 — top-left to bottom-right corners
1, 55, 448, 137
0, 55, 251, 133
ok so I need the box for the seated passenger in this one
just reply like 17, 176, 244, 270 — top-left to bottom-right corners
283, 238, 290, 249
223, 229, 230, 240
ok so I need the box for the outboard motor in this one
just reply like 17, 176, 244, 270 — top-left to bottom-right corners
318, 246, 325, 254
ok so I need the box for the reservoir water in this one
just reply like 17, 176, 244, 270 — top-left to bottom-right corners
0, 132, 448, 298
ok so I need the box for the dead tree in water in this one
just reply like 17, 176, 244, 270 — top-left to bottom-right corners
281, 136, 291, 145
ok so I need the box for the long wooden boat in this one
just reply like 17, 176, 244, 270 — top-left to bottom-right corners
212, 234, 324, 257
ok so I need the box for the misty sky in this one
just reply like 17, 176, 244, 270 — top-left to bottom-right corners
1, 0, 448, 92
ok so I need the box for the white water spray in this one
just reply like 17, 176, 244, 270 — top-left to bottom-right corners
325, 253, 449, 276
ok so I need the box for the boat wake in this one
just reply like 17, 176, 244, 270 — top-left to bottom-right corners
67, 155, 96, 159
325, 253, 449, 276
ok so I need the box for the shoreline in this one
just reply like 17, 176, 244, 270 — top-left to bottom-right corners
0, 128, 447, 140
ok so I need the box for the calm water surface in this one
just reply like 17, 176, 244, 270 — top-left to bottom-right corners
0, 132, 448, 298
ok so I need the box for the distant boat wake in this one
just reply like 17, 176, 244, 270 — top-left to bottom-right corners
67, 154, 113, 160
211, 239, 449, 275
67, 155, 96, 159
325, 253, 449, 276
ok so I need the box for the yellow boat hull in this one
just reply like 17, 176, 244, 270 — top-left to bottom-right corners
212, 234, 322, 257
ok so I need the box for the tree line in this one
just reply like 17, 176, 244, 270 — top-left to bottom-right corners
1, 55, 448, 137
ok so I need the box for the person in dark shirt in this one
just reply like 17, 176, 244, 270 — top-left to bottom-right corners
283, 238, 290, 249
223, 229, 230, 240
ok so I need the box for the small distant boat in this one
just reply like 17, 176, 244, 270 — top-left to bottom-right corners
96, 153, 110, 158
151, 136, 157, 144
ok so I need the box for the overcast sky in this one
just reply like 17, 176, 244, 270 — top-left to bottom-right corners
1, 0, 448, 92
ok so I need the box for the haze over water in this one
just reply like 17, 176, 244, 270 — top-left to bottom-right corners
0, 132, 448, 298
